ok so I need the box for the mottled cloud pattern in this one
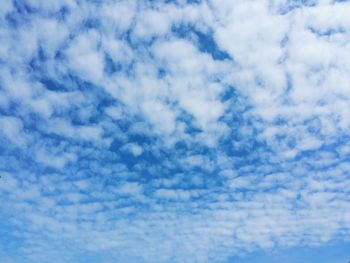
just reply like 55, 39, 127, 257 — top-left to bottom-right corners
0, 0, 350, 262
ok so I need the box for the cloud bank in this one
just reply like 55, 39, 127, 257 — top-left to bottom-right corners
1, 0, 350, 262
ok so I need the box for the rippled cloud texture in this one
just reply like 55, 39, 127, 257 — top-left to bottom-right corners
1, 0, 350, 262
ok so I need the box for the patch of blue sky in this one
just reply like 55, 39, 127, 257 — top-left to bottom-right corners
227, 241, 350, 263
172, 24, 232, 60
278, 0, 318, 14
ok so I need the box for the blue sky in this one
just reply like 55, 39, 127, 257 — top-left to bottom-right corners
0, 0, 350, 262
229, 240, 350, 263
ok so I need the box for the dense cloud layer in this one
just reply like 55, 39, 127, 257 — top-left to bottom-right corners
1, 0, 350, 262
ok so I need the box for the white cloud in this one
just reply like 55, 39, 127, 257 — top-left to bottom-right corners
121, 143, 143, 157
0, 116, 27, 147
35, 148, 77, 169
65, 30, 105, 84
1, 0, 350, 262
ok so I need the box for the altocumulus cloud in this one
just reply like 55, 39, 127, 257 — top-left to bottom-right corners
0, 0, 350, 262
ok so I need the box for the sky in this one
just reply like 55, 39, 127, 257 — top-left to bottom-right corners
0, 0, 350, 262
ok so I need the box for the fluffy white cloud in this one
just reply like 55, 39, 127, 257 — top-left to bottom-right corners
0, 116, 27, 147
1, 0, 350, 263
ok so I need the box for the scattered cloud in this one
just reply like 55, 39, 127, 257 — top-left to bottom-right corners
1, 0, 350, 262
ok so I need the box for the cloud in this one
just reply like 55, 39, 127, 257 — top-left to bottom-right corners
65, 30, 105, 84
121, 143, 143, 157
0, 116, 27, 148
0, 0, 350, 263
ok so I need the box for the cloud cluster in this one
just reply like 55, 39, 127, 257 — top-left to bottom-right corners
1, 0, 350, 262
